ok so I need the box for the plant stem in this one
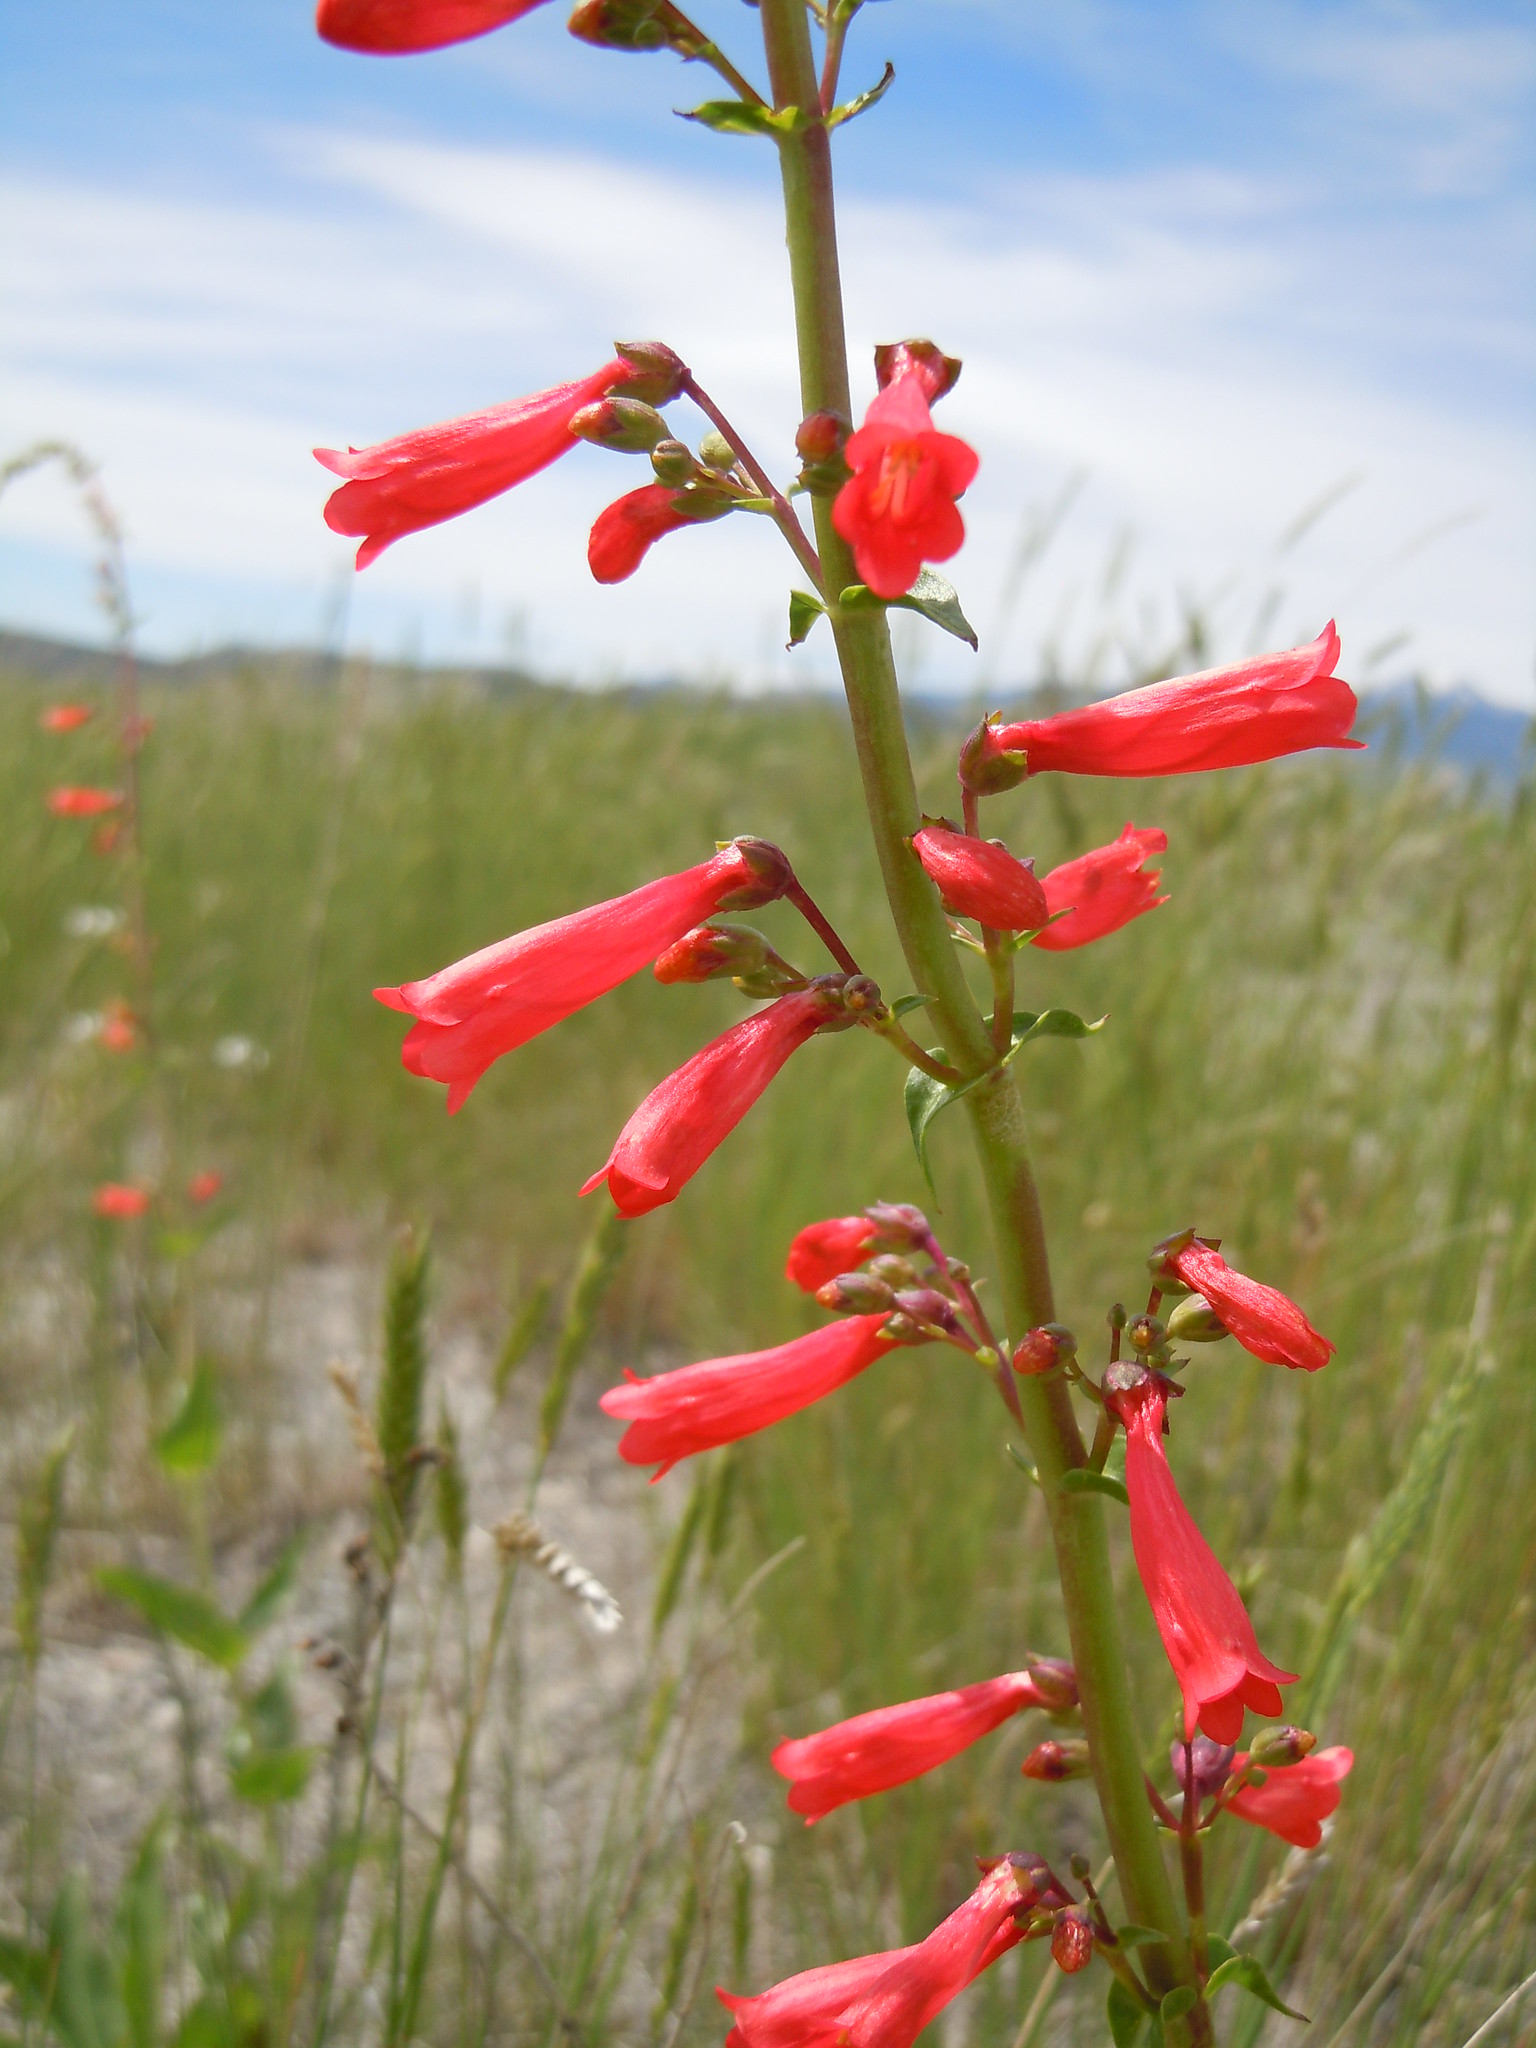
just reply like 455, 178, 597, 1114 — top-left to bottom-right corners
755, 0, 1198, 2019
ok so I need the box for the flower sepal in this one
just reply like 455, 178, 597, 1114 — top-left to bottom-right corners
569, 0, 710, 57
653, 922, 808, 997
568, 395, 670, 452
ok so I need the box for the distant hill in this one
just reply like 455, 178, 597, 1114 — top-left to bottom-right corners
2, 626, 1530, 778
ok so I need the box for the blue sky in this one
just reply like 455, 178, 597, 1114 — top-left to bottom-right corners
2, 0, 1533, 702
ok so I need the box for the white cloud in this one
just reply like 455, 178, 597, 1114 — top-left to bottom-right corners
1, 124, 1531, 703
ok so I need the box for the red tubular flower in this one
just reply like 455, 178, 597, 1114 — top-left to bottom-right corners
317, 359, 630, 568
772, 1671, 1052, 1824
41, 703, 95, 732
601, 1313, 899, 1479
1113, 1378, 1296, 1742
1227, 1747, 1353, 1849
93, 1183, 150, 1219
375, 840, 790, 1112
581, 983, 850, 1216
1031, 824, 1168, 951
317, 0, 550, 52
588, 483, 694, 584
785, 1215, 878, 1294
1164, 1239, 1334, 1372
718, 1859, 1031, 2048
49, 787, 122, 818
912, 826, 1048, 931
98, 1002, 138, 1054
187, 1171, 224, 1205
971, 625, 1361, 782
832, 374, 979, 600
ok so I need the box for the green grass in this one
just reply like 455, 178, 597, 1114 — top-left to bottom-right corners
1, 652, 1533, 2045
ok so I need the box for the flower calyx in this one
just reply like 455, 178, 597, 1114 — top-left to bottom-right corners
713, 836, 795, 910
1165, 1293, 1231, 1344
1147, 1226, 1219, 1293
653, 922, 808, 998
610, 338, 690, 406
1025, 1655, 1080, 1713
1173, 1735, 1237, 1803
874, 338, 963, 403
1050, 1907, 1096, 1974
569, 2, 711, 62
569, 395, 671, 454
1246, 1724, 1317, 1770
959, 712, 1030, 796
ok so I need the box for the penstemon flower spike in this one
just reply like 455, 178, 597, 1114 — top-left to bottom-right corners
328, 2, 1362, 2034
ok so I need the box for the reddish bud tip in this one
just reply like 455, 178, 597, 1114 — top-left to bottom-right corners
873, 338, 963, 402
1172, 1736, 1237, 1799
653, 922, 805, 997
1050, 1908, 1095, 1975
1012, 1325, 1075, 1376
610, 338, 689, 406
1021, 1739, 1091, 1782
815, 1272, 898, 1316
862, 1201, 932, 1251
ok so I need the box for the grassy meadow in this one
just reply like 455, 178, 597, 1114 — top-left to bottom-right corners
0, 643, 1533, 2048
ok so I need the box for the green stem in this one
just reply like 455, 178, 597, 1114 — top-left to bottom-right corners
755, 0, 1198, 2017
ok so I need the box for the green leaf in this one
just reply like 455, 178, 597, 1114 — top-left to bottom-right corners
1207, 1954, 1309, 2022
97, 1566, 247, 1668
903, 1009, 1104, 1193
118, 1821, 168, 2048
153, 1360, 222, 1475
680, 99, 809, 138
1160, 1986, 1198, 2023
1115, 1925, 1167, 1949
827, 60, 894, 128
841, 570, 978, 649
787, 588, 827, 648
1005, 1442, 1041, 1487
1106, 1978, 1147, 2048
229, 1747, 313, 1806
1007, 1007, 1107, 1052
1004, 905, 1079, 950
1206, 1933, 1237, 1970
890, 993, 932, 1019
237, 1532, 304, 1636
1061, 1467, 1131, 1506
47, 1875, 123, 2048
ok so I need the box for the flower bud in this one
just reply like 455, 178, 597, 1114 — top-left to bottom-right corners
569, 395, 669, 454
698, 429, 736, 472
863, 1202, 931, 1252
795, 410, 847, 462
879, 1312, 931, 1346
873, 338, 963, 402
1003, 1852, 1072, 1912
611, 338, 688, 406
653, 922, 806, 997
893, 1287, 959, 1331
715, 837, 795, 911
815, 1272, 897, 1316
1026, 1656, 1079, 1712
1165, 1293, 1231, 1344
839, 975, 885, 1019
1012, 1325, 1075, 1376
1022, 1739, 1091, 1782
958, 715, 1029, 797
1102, 1357, 1150, 1398
1050, 1907, 1095, 1974
1172, 1736, 1236, 1798
571, 0, 707, 57
1126, 1312, 1167, 1356
868, 1253, 922, 1288
651, 438, 698, 486
1247, 1725, 1317, 1769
